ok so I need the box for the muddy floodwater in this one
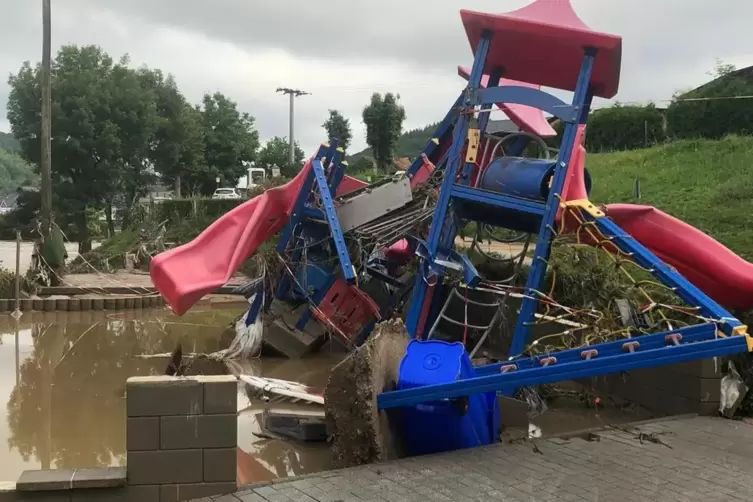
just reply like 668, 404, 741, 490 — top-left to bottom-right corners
0, 306, 341, 483
0, 305, 655, 484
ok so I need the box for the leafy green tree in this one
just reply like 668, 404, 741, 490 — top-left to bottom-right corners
257, 137, 305, 178
99, 59, 159, 234
198, 92, 259, 194
707, 58, 737, 78
0, 132, 21, 153
322, 109, 352, 151
140, 70, 206, 198
362, 93, 406, 172
0, 149, 37, 195
6, 45, 159, 252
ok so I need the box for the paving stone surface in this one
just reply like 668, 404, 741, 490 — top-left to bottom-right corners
194, 416, 753, 501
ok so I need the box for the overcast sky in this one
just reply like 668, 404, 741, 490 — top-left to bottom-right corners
2, 0, 752, 154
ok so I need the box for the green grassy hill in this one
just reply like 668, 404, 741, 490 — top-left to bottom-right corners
588, 135, 753, 259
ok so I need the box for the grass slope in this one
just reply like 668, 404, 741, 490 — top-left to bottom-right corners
587, 135, 753, 259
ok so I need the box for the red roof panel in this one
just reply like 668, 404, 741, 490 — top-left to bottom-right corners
460, 0, 622, 99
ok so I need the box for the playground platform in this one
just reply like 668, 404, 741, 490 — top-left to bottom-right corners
198, 415, 753, 502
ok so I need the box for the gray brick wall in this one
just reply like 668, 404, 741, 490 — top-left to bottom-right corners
126, 375, 238, 501
583, 357, 722, 415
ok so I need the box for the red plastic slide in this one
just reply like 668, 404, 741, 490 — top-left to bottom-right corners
604, 204, 753, 311
150, 160, 367, 315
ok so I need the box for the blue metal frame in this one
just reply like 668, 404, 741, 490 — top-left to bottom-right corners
470, 86, 580, 124
405, 33, 492, 338
311, 158, 355, 282
406, 93, 464, 179
509, 49, 596, 358
378, 322, 749, 409
274, 145, 330, 301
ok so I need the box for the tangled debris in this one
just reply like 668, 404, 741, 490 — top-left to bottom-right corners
323, 318, 410, 469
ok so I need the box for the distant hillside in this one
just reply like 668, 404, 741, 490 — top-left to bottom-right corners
0, 132, 20, 153
349, 123, 438, 163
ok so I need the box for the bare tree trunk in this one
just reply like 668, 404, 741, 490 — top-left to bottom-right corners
105, 200, 115, 237
174, 174, 181, 199
77, 210, 91, 254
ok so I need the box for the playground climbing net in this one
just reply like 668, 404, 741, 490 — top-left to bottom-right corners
465, 203, 719, 359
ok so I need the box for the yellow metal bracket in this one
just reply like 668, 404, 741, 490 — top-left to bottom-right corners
561, 199, 605, 219
730, 324, 753, 352
465, 128, 481, 164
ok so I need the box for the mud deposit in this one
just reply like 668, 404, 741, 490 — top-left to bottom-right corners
324, 318, 410, 468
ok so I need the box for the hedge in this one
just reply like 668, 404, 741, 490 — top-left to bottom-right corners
154, 198, 245, 227
547, 104, 666, 153
666, 69, 753, 140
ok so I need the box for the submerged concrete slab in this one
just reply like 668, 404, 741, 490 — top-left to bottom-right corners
16, 468, 126, 492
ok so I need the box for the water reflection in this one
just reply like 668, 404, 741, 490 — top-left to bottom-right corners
0, 308, 243, 481
0, 308, 343, 483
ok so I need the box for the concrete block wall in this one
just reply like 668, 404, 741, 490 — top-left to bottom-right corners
584, 357, 723, 416
126, 375, 238, 501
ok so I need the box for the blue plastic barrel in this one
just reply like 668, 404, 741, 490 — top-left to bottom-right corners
396, 340, 499, 456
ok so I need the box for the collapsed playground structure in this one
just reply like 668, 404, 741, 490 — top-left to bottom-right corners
148, 0, 753, 463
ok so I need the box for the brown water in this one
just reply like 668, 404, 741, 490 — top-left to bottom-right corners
0, 306, 656, 484
0, 306, 339, 483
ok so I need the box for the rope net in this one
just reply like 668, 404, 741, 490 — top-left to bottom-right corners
464, 203, 720, 360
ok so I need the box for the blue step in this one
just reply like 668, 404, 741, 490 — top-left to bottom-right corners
451, 184, 546, 217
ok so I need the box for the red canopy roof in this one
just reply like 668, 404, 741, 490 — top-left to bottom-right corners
461, 0, 622, 99
457, 66, 557, 138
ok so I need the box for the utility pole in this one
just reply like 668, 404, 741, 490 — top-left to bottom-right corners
40, 0, 52, 238
276, 88, 309, 166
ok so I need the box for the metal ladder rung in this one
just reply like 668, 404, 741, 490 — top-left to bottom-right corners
438, 315, 495, 331
451, 287, 499, 308
427, 287, 502, 341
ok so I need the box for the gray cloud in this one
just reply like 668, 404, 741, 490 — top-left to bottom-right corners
2, 0, 753, 152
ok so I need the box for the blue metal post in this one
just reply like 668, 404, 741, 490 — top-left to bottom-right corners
406, 94, 464, 179
404, 32, 492, 338
508, 48, 596, 358
460, 67, 501, 185
311, 159, 356, 282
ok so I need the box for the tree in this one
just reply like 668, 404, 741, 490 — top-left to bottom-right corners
198, 92, 259, 194
140, 70, 206, 198
99, 58, 159, 235
0, 149, 37, 195
257, 137, 305, 178
7, 45, 159, 252
322, 109, 352, 151
362, 93, 406, 172
707, 58, 737, 79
